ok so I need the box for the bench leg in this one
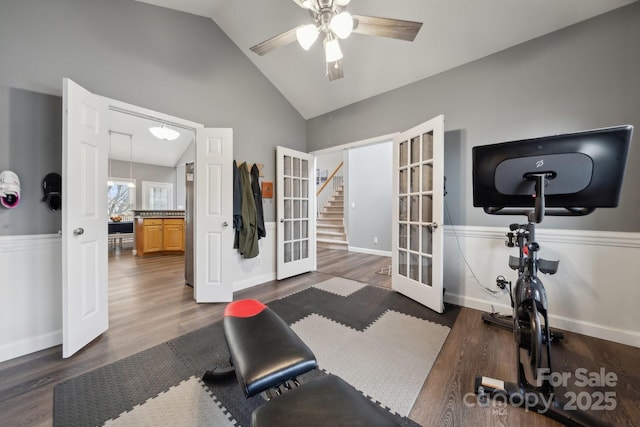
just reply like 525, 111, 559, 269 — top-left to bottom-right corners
202, 357, 236, 382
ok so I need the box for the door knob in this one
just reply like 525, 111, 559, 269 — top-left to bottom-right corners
73, 227, 85, 236
222, 221, 229, 227
280, 218, 284, 223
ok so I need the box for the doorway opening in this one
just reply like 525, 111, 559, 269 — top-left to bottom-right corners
106, 106, 196, 290
311, 132, 396, 258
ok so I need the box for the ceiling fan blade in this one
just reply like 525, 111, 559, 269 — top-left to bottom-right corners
250, 27, 298, 56
327, 59, 344, 81
351, 15, 423, 41
290, 0, 314, 9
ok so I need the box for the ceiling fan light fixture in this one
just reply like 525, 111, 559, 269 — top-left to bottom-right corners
149, 124, 180, 141
335, 0, 351, 6
329, 11, 353, 39
296, 24, 319, 50
324, 36, 343, 62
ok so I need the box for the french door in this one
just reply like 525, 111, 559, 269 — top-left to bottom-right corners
392, 115, 445, 313
276, 146, 316, 280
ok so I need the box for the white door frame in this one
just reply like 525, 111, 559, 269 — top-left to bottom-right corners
310, 132, 399, 256
309, 133, 400, 157
63, 79, 207, 357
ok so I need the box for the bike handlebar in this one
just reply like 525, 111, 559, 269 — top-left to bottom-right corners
484, 172, 596, 220
484, 206, 595, 217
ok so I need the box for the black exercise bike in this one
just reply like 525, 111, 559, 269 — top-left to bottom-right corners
471, 125, 633, 427
475, 173, 617, 427
479, 195, 561, 393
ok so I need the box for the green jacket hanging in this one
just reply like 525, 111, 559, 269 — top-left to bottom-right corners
237, 162, 259, 258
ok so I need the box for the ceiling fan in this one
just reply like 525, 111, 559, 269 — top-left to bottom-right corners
249, 0, 423, 81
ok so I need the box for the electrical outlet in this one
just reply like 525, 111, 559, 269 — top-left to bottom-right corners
373, 237, 378, 244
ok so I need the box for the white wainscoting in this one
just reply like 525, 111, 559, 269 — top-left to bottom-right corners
4, 224, 637, 363
0, 234, 63, 363
231, 222, 277, 291
0, 224, 280, 363
443, 226, 640, 348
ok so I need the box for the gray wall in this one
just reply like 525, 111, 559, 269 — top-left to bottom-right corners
347, 141, 393, 251
0, 0, 306, 230
315, 151, 344, 189
307, 3, 640, 232
0, 87, 62, 235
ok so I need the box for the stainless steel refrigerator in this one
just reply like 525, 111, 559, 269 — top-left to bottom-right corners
184, 162, 194, 287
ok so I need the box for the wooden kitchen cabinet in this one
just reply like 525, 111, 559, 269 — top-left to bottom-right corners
162, 218, 185, 251
135, 217, 185, 256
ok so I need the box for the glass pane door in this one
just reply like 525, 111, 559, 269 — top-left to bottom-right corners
277, 146, 315, 280
398, 133, 434, 286
392, 115, 444, 313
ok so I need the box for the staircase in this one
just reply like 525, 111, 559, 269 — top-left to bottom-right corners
317, 185, 348, 250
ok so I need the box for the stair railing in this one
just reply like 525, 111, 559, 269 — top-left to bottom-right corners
316, 161, 344, 217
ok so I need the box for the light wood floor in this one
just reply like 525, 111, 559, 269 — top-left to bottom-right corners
0, 248, 638, 426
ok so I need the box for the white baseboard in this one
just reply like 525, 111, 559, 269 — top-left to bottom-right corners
234, 273, 277, 292
443, 225, 640, 348
444, 291, 640, 348
348, 245, 392, 257
0, 330, 61, 363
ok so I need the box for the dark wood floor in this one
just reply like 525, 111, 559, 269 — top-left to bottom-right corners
0, 248, 638, 426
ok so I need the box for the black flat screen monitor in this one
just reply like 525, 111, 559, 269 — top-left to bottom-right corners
472, 125, 633, 212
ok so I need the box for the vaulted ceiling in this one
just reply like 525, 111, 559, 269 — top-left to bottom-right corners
135, 0, 637, 119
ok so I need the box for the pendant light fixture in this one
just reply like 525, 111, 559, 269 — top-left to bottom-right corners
149, 123, 180, 141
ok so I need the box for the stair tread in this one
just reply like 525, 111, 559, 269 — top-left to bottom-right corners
316, 231, 347, 240
317, 182, 347, 249
317, 237, 349, 244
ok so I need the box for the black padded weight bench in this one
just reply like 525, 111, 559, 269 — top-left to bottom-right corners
206, 298, 400, 427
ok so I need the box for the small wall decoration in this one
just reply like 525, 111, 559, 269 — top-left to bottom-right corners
42, 172, 62, 211
0, 170, 21, 208
261, 181, 273, 199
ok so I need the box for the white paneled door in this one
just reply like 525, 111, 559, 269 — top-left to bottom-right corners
194, 128, 233, 302
62, 78, 109, 358
276, 146, 316, 280
392, 115, 445, 313
62, 79, 229, 359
